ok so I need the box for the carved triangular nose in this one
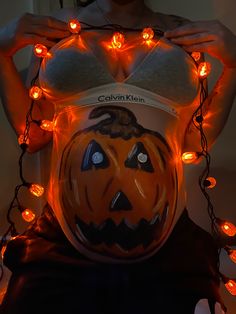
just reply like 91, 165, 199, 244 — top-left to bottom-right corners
110, 190, 132, 212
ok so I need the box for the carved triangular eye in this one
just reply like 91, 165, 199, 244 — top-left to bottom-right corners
125, 142, 154, 172
81, 140, 109, 171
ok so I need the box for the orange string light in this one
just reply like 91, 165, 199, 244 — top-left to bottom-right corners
142, 28, 154, 41
40, 120, 55, 132
29, 183, 44, 197
111, 32, 125, 49
217, 219, 236, 237
225, 279, 236, 296
18, 135, 29, 146
181, 152, 199, 164
191, 51, 201, 62
198, 62, 211, 79
21, 208, 36, 223
229, 250, 236, 264
34, 44, 48, 58
68, 19, 81, 34
225, 247, 236, 264
29, 86, 43, 100
204, 177, 217, 189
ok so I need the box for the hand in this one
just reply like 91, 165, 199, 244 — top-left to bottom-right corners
164, 20, 236, 68
0, 13, 71, 57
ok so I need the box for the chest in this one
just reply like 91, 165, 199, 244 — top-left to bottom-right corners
80, 29, 161, 82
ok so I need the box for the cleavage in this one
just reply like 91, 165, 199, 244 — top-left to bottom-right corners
81, 30, 159, 82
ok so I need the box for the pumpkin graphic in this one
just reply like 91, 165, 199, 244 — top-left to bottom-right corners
59, 106, 178, 261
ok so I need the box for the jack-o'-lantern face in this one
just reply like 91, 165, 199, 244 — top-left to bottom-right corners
59, 106, 178, 261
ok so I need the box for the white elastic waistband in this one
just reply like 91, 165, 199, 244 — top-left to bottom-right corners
55, 83, 179, 117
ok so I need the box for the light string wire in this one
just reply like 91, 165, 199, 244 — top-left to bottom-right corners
80, 20, 164, 35
190, 75, 223, 272
0, 66, 41, 282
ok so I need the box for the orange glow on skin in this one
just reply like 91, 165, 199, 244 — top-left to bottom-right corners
21, 209, 36, 223
225, 280, 236, 296
29, 184, 44, 197
143, 39, 155, 48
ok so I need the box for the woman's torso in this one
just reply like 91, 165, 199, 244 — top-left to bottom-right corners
38, 5, 201, 263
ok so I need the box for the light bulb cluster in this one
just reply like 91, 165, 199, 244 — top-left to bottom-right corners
68, 19, 157, 50
181, 49, 236, 297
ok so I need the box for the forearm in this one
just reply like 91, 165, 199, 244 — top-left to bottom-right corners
0, 54, 33, 134
184, 66, 236, 152
0, 54, 53, 152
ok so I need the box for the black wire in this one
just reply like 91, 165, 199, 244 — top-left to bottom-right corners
78, 21, 165, 36
190, 73, 223, 269
0, 54, 42, 281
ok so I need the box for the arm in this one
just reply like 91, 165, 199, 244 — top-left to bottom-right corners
165, 20, 236, 152
0, 13, 70, 153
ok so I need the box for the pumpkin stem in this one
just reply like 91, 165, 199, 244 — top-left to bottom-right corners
88, 106, 145, 139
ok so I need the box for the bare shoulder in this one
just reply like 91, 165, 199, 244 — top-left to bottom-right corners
152, 11, 191, 31
51, 7, 82, 22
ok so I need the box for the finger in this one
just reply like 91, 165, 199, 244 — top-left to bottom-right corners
30, 14, 69, 31
181, 41, 215, 53
165, 21, 212, 38
23, 34, 56, 47
170, 32, 216, 46
26, 25, 70, 39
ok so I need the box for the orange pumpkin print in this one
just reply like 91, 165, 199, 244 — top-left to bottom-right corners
59, 106, 178, 261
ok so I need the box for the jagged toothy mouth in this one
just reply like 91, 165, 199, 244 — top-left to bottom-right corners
75, 203, 169, 250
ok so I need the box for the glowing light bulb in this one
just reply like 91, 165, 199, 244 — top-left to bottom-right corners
142, 28, 154, 40
21, 209, 36, 223
198, 62, 211, 79
29, 86, 43, 100
217, 219, 236, 237
34, 44, 48, 58
204, 177, 217, 189
225, 247, 236, 264
191, 51, 201, 62
111, 32, 125, 49
181, 152, 199, 164
40, 120, 54, 132
225, 279, 236, 296
229, 250, 236, 263
29, 183, 44, 197
18, 135, 29, 146
68, 19, 81, 34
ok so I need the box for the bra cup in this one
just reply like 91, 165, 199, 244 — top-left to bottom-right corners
127, 39, 200, 105
38, 36, 199, 106
39, 47, 113, 99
